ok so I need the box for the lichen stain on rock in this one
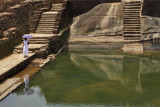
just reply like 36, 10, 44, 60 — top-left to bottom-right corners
70, 3, 123, 40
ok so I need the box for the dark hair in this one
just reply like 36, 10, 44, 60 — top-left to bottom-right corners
24, 38, 27, 41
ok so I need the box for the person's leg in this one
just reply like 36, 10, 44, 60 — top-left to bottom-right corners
26, 47, 28, 57
23, 47, 26, 58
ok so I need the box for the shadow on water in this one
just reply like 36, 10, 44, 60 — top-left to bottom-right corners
1, 50, 160, 107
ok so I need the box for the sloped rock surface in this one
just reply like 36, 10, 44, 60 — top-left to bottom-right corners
70, 3, 123, 42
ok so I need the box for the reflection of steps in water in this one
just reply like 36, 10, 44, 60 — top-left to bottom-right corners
122, 43, 143, 54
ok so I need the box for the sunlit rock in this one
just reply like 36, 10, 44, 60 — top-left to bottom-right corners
70, 3, 123, 42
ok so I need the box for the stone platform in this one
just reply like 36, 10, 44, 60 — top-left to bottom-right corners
0, 53, 35, 82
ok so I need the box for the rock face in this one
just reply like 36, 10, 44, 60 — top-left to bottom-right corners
142, 0, 160, 40
70, 3, 123, 43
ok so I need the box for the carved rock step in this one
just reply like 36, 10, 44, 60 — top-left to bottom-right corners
38, 24, 59, 26
124, 31, 140, 34
52, 4, 63, 6
51, 8, 65, 12
52, 6, 63, 8
124, 11, 140, 13
124, 27, 141, 29
42, 13, 59, 15
37, 26, 58, 29
124, 21, 140, 24
125, 6, 141, 9
124, 14, 140, 16
124, 27, 140, 29
39, 20, 60, 22
126, 1, 141, 3
35, 32, 53, 34
36, 30, 55, 33
124, 30, 140, 32
37, 25, 59, 27
29, 38, 49, 41
124, 30, 140, 31
36, 29, 55, 32
123, 9, 140, 11
41, 16, 61, 19
36, 30, 57, 32
43, 12, 58, 14
37, 26, 59, 28
37, 28, 58, 30
125, 4, 141, 6
51, 6, 63, 8
40, 17, 57, 19
41, 15, 57, 18
124, 21, 141, 24
124, 13, 140, 15
124, 25, 141, 27
29, 41, 49, 44
38, 21, 59, 24
38, 21, 60, 24
124, 12, 140, 14
37, 27, 59, 30
124, 18, 140, 20
40, 19, 57, 21
124, 33, 141, 36
124, 17, 140, 19
42, 13, 58, 15
124, 23, 141, 26
125, 5, 141, 7
124, 37, 141, 40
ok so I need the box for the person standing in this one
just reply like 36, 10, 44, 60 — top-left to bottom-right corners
23, 38, 29, 58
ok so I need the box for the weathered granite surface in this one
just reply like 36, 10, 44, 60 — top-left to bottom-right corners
70, 3, 123, 43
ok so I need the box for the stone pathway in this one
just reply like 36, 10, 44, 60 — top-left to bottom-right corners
0, 53, 35, 82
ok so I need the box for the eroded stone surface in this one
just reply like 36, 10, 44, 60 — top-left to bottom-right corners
0, 82, 22, 101
0, 78, 20, 94
70, 3, 123, 43
0, 53, 35, 80
123, 43, 144, 54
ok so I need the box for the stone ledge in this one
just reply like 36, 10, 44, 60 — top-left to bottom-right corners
0, 53, 36, 82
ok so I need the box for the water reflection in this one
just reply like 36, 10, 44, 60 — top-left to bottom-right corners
70, 52, 160, 93
23, 74, 34, 95
1, 50, 160, 106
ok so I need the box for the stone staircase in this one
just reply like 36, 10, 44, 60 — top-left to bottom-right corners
123, 0, 142, 41
14, 34, 57, 54
14, 0, 68, 55
30, 3, 51, 32
36, 3, 65, 34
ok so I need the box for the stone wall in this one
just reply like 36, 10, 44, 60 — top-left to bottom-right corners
0, 0, 51, 38
0, 0, 24, 12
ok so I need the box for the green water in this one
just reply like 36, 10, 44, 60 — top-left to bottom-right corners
1, 50, 160, 107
